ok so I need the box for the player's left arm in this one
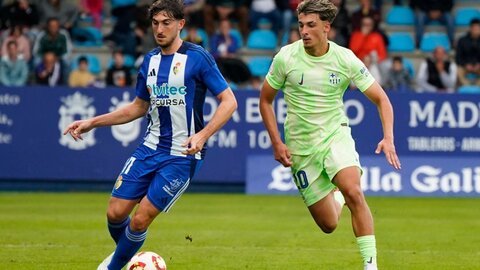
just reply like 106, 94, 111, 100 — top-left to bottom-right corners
182, 88, 237, 155
363, 81, 401, 170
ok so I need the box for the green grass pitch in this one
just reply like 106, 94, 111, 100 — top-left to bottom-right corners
0, 193, 479, 269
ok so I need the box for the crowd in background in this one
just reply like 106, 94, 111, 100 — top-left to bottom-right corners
0, 0, 479, 93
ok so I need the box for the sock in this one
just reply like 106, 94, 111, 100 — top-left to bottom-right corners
108, 225, 147, 270
356, 235, 377, 266
108, 217, 130, 244
333, 190, 345, 206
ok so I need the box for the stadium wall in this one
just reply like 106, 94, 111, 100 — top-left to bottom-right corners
0, 87, 479, 196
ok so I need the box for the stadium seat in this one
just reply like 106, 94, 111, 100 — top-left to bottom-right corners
402, 58, 415, 78
230, 28, 244, 48
247, 56, 272, 77
386, 6, 415, 25
455, 8, 480, 26
247, 29, 277, 50
71, 54, 101, 75
387, 32, 415, 52
457, 85, 480, 94
419, 32, 451, 52
71, 27, 103, 47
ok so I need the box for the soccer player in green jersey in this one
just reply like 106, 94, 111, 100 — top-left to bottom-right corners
259, 0, 401, 269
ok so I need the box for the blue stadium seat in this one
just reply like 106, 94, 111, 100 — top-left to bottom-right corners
230, 28, 244, 48
402, 58, 415, 78
457, 85, 480, 94
247, 56, 272, 77
247, 29, 277, 50
455, 8, 480, 26
419, 32, 451, 52
386, 6, 415, 25
71, 27, 103, 47
388, 32, 415, 52
71, 54, 101, 74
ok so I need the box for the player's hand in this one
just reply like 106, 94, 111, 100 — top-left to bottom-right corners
63, 120, 93, 141
273, 143, 292, 167
375, 138, 401, 170
181, 134, 206, 155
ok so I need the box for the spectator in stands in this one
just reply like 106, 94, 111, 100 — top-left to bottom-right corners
184, 0, 205, 28
0, 40, 29, 86
134, 2, 157, 55
362, 53, 383, 86
204, 0, 249, 43
106, 50, 133, 87
38, 0, 78, 31
330, 0, 350, 47
455, 18, 480, 86
349, 16, 387, 63
249, 0, 281, 34
183, 26, 206, 47
68, 55, 96, 87
328, 25, 347, 47
410, 0, 454, 48
104, 0, 137, 55
276, 0, 293, 43
79, 0, 103, 29
1, 25, 32, 62
416, 46, 457, 93
34, 51, 64, 86
384, 55, 413, 92
33, 17, 72, 63
351, 0, 381, 32
0, 0, 39, 31
210, 19, 251, 85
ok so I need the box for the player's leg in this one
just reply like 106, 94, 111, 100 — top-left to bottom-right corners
291, 153, 342, 233
307, 189, 343, 233
107, 156, 203, 270
107, 196, 160, 270
325, 126, 377, 269
106, 197, 138, 244
333, 167, 377, 269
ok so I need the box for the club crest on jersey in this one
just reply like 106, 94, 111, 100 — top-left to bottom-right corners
115, 175, 123, 190
329, 73, 341, 85
173, 62, 181, 75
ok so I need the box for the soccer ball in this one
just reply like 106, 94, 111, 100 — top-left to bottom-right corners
126, 251, 167, 270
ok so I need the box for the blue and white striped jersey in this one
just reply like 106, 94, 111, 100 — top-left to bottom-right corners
136, 42, 228, 159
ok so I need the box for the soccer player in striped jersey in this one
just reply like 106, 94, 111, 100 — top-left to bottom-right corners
259, 0, 401, 269
63, 1, 237, 269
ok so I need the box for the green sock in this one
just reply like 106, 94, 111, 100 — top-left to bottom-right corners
356, 235, 377, 265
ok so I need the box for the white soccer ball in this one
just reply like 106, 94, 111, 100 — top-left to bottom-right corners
126, 251, 167, 270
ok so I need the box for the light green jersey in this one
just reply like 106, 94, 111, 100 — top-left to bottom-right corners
265, 40, 375, 155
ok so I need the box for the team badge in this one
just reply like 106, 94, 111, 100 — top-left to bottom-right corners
115, 175, 123, 190
173, 62, 181, 75
329, 72, 341, 85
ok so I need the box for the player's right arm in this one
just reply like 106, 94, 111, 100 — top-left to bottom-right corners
63, 97, 149, 141
260, 81, 292, 167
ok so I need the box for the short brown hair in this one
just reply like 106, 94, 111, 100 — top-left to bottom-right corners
149, 0, 185, 20
297, 0, 338, 23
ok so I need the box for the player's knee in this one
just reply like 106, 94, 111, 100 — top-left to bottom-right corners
343, 187, 365, 206
106, 207, 128, 223
130, 214, 152, 232
316, 220, 338, 234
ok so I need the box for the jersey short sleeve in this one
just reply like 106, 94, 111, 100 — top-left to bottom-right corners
198, 51, 229, 96
347, 50, 375, 92
265, 48, 287, 90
